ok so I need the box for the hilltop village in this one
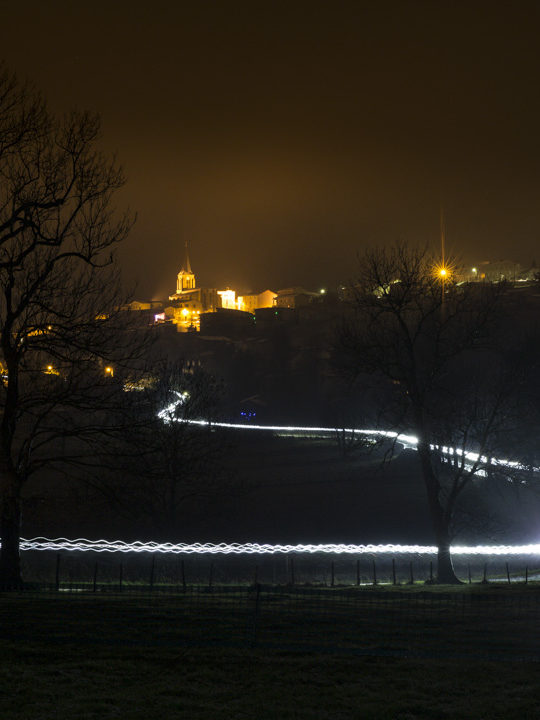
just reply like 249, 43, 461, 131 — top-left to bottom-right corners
126, 242, 327, 334
121, 246, 540, 426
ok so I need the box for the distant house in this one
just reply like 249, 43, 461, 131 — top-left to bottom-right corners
239, 289, 277, 312
122, 300, 163, 312
474, 261, 521, 282
274, 287, 320, 308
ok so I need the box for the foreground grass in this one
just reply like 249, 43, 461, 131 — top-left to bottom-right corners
1, 590, 540, 719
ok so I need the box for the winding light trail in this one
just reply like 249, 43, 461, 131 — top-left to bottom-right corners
159, 394, 537, 475
18, 538, 540, 556
186, 419, 538, 474
188, 418, 419, 448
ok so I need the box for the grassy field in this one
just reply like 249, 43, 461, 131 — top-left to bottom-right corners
2, 587, 540, 719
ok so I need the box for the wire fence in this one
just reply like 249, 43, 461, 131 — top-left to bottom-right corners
14, 551, 540, 661
20, 549, 540, 590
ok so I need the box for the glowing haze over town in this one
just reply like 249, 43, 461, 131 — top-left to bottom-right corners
3, 1, 540, 298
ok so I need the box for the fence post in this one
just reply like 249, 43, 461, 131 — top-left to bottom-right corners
331, 561, 335, 588
506, 562, 511, 584
149, 556, 155, 592
181, 559, 186, 592
356, 559, 360, 586
392, 559, 397, 586
290, 557, 295, 586
55, 554, 61, 591
429, 561, 433, 584
93, 562, 98, 593
409, 561, 414, 585
468, 564, 471, 584
525, 566, 529, 584
250, 582, 261, 648
482, 563, 487, 584
119, 562, 123, 593
372, 558, 377, 586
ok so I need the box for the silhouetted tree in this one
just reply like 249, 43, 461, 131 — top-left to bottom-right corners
338, 243, 536, 583
0, 67, 136, 588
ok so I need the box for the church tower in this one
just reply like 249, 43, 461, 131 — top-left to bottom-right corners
176, 241, 196, 293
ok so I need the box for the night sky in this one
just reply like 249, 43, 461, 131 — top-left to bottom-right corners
3, 1, 540, 298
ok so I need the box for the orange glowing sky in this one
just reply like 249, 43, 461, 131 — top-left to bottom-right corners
3, 1, 540, 297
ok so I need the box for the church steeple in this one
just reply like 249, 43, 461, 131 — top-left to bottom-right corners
181, 240, 192, 274
176, 241, 196, 293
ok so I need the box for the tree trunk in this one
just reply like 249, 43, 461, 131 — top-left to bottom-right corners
0, 470, 22, 590
0, 351, 22, 589
436, 541, 460, 584
416, 440, 462, 584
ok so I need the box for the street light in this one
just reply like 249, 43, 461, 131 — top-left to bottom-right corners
433, 262, 451, 317
433, 263, 451, 283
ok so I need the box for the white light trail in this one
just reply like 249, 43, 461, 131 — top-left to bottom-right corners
17, 537, 540, 556
182, 418, 539, 475
185, 417, 422, 449
157, 394, 538, 475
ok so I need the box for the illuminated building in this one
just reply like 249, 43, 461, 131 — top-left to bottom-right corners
240, 289, 277, 312
218, 288, 277, 312
176, 242, 196, 292
167, 242, 276, 331
217, 288, 240, 310
168, 242, 219, 330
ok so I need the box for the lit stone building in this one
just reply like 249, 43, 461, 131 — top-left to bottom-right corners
167, 243, 219, 330
166, 242, 276, 331
218, 288, 278, 312
240, 289, 277, 312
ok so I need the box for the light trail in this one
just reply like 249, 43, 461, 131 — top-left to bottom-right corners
183, 417, 418, 447
159, 393, 538, 474
18, 537, 540, 556
159, 393, 418, 443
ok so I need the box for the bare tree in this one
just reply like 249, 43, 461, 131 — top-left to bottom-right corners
89, 362, 238, 540
0, 67, 136, 587
338, 243, 534, 583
